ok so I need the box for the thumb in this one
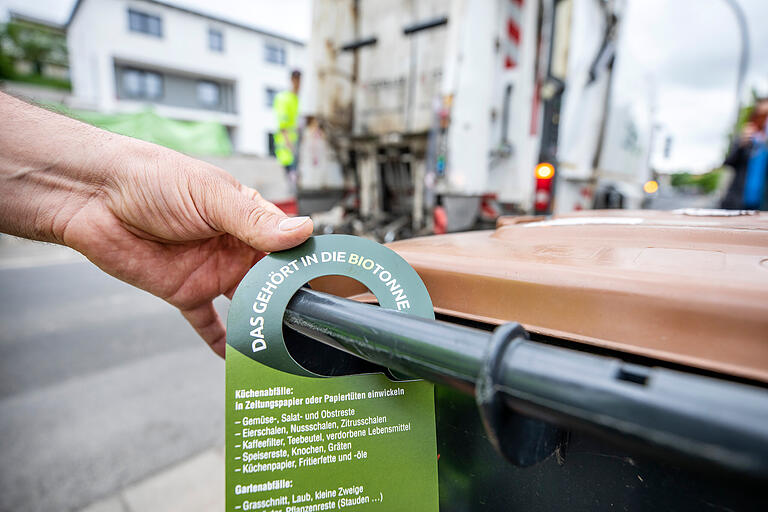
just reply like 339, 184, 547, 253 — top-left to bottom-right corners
202, 180, 313, 252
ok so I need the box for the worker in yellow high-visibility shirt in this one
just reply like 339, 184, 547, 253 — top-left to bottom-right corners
273, 70, 301, 189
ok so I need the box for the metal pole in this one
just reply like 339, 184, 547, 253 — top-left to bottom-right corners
720, 0, 750, 134
285, 288, 488, 391
284, 287, 768, 478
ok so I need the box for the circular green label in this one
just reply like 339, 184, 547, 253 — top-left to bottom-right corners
227, 234, 434, 377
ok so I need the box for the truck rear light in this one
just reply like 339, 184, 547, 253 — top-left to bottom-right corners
643, 180, 659, 194
535, 162, 555, 180
534, 163, 554, 213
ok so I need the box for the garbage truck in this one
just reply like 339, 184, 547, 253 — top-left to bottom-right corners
301, 0, 654, 237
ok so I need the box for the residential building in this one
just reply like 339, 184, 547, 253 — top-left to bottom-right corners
66, 0, 306, 155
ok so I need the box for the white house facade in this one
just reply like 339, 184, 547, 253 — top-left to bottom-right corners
66, 0, 306, 155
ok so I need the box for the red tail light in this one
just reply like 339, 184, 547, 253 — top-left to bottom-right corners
534, 163, 554, 213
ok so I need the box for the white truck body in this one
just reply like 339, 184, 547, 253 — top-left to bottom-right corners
304, 0, 648, 230
555, 0, 653, 212
439, 0, 540, 211
305, 0, 449, 136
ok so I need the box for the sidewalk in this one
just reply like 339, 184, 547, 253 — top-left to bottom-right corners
79, 446, 225, 512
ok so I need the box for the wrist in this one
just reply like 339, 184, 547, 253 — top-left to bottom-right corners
0, 93, 131, 243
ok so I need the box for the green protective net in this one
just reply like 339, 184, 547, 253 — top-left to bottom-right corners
47, 104, 233, 156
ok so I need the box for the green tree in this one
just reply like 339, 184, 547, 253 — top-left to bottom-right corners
0, 19, 67, 78
0, 24, 15, 79
670, 169, 724, 194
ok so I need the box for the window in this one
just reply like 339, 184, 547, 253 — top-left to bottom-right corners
197, 81, 221, 107
121, 69, 163, 99
264, 42, 286, 65
265, 87, 279, 108
128, 9, 162, 37
208, 28, 224, 52
144, 72, 163, 98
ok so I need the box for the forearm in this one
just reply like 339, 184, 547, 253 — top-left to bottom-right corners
0, 93, 149, 243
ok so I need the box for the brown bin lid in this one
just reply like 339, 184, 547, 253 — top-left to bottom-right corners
313, 210, 768, 382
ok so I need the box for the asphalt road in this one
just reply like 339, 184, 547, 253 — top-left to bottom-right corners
0, 243, 227, 512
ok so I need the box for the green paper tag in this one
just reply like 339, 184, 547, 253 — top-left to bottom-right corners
226, 235, 439, 512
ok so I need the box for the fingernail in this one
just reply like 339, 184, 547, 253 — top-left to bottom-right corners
279, 216, 310, 231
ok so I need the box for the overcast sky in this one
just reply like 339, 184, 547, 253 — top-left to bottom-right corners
614, 0, 768, 172
1, 0, 766, 173
0, 0, 312, 39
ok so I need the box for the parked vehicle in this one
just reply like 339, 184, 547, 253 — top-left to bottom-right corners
302, 0, 655, 238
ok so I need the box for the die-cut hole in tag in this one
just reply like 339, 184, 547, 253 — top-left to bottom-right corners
282, 279, 386, 377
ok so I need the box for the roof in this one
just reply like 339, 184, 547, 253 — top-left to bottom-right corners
313, 209, 768, 383
8, 10, 66, 32
66, 0, 305, 46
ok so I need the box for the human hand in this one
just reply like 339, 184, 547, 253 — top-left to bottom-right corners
0, 93, 312, 357
62, 144, 312, 357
